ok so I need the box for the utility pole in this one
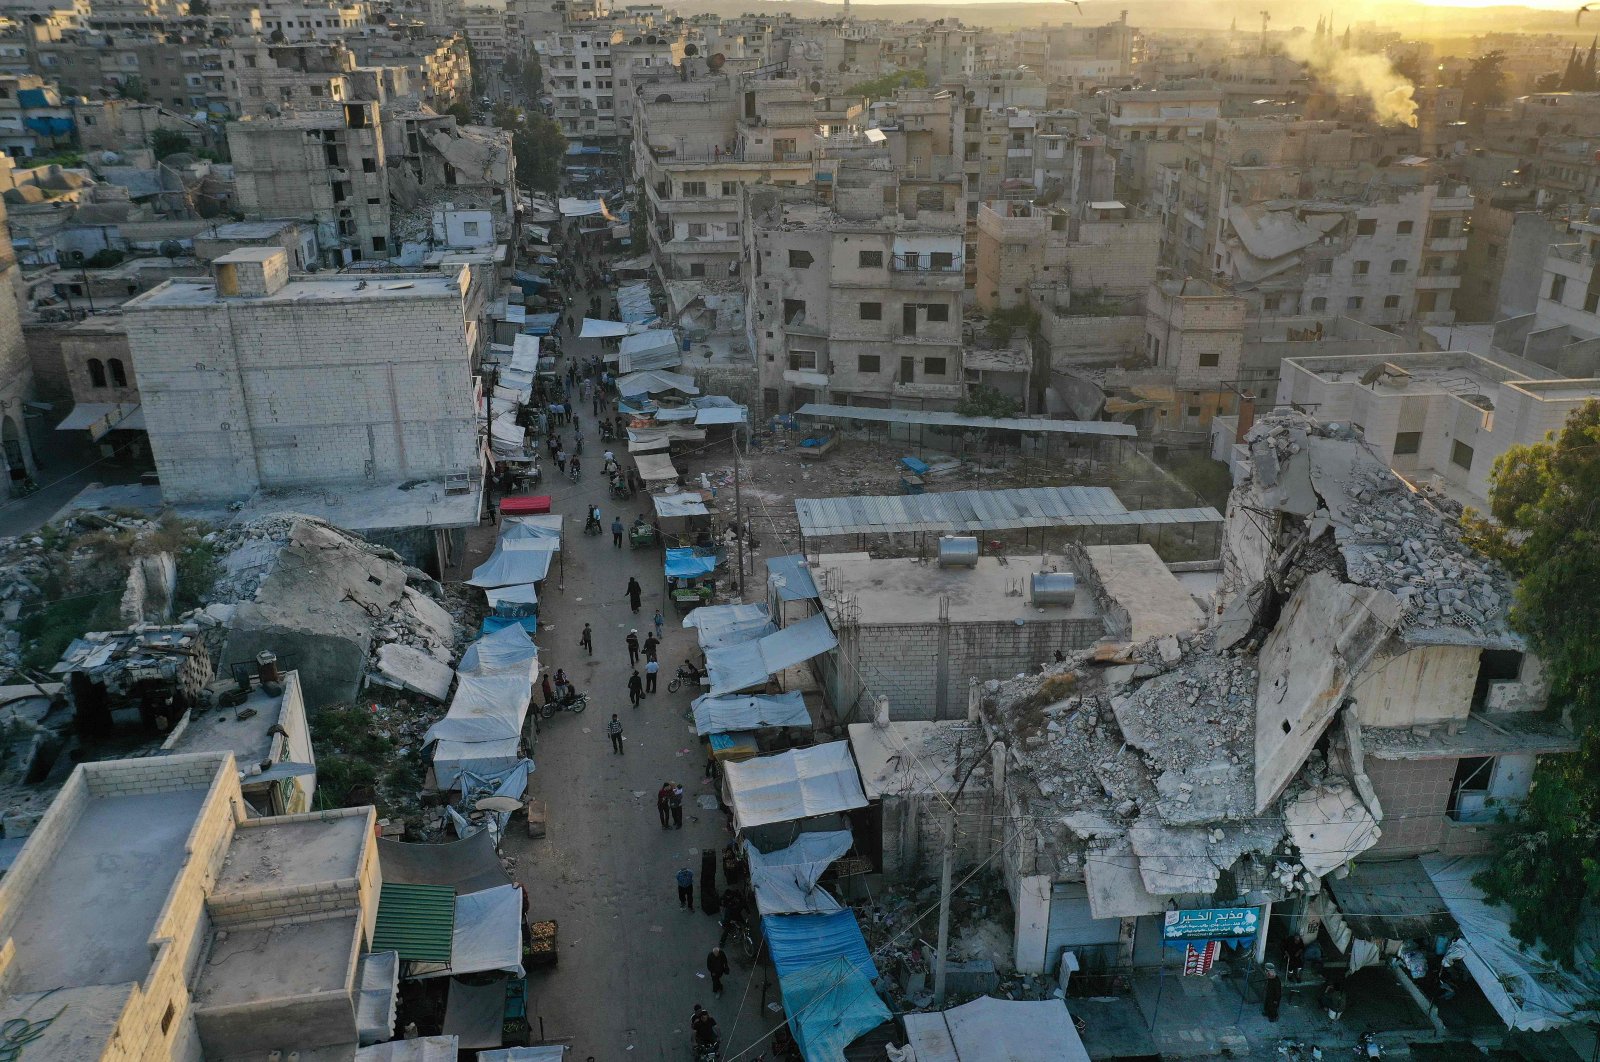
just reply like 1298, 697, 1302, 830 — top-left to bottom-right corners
732, 424, 746, 595
933, 733, 1002, 1005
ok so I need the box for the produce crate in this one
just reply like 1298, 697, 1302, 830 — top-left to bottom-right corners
526, 919, 558, 968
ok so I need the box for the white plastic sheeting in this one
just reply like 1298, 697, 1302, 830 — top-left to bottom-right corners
692, 691, 810, 735
511, 333, 541, 371
746, 830, 852, 915
620, 329, 678, 358
485, 582, 539, 610
356, 950, 400, 1045
634, 451, 678, 483
558, 197, 612, 218
468, 542, 554, 587
459, 622, 540, 677
443, 979, 504, 1049
901, 997, 1092, 1062
433, 736, 520, 793
1422, 854, 1600, 1031
653, 493, 711, 518
579, 318, 632, 338
479, 1049, 568, 1062
619, 369, 699, 396
425, 673, 532, 744
704, 613, 837, 696
355, 1037, 458, 1061
415, 884, 527, 980
723, 742, 868, 829
685, 603, 775, 649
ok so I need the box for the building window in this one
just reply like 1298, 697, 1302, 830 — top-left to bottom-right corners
1586, 292, 1600, 314
788, 249, 813, 268
1356, 218, 1377, 236
372, 236, 386, 253
362, 157, 376, 173
899, 355, 915, 382
1198, 351, 1219, 367
681, 181, 706, 197
689, 263, 705, 277
859, 250, 882, 268
1397, 220, 1414, 235
464, 221, 480, 236
930, 251, 954, 271
1263, 294, 1281, 311
858, 354, 881, 373
1389, 259, 1408, 274
161, 1003, 175, 1036
1354, 260, 1370, 275
859, 302, 881, 320
1418, 291, 1438, 312
1393, 431, 1422, 455
1550, 274, 1567, 302
1316, 260, 1333, 275
1186, 405, 1202, 417
1384, 295, 1401, 309
783, 299, 806, 324
1447, 756, 1494, 821
1430, 217, 1453, 239
87, 358, 106, 388
722, 181, 738, 196
1346, 296, 1363, 310
788, 350, 817, 370
727, 223, 740, 237
924, 357, 947, 376
926, 304, 949, 323
1451, 440, 1474, 470
1310, 297, 1327, 312
687, 223, 707, 238
108, 359, 127, 388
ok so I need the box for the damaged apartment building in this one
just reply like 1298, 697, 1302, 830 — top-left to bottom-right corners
228, 97, 514, 264
944, 411, 1566, 991
1161, 118, 1473, 330
745, 161, 968, 413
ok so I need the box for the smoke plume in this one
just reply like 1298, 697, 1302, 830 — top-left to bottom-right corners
1284, 35, 1419, 128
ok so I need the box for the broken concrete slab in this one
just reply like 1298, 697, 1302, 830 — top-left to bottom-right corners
1283, 782, 1380, 878
373, 643, 455, 703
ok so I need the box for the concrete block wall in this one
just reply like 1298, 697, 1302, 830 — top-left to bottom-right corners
880, 787, 998, 881
1362, 756, 1454, 854
0, 771, 90, 969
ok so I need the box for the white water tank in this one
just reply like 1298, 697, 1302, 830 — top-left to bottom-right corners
1031, 572, 1077, 606
937, 536, 979, 567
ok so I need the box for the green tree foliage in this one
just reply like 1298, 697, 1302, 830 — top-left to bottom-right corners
1469, 400, 1600, 963
523, 52, 545, 98
186, 0, 210, 13
955, 385, 1020, 419
845, 69, 928, 101
515, 113, 566, 193
149, 128, 191, 160
118, 76, 148, 102
1459, 50, 1507, 127
445, 101, 473, 124
983, 304, 1039, 346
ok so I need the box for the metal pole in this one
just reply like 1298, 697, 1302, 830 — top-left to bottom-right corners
733, 426, 746, 597
932, 808, 955, 1005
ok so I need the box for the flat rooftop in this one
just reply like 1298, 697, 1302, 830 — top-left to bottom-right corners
5, 787, 208, 993
849, 719, 984, 797
1082, 544, 1205, 642
816, 552, 1102, 626
194, 914, 359, 1010
126, 270, 464, 309
177, 473, 484, 532
162, 681, 287, 764
201, 220, 300, 240
215, 814, 368, 898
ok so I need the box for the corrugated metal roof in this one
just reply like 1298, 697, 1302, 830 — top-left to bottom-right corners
795, 486, 1222, 537
372, 883, 456, 963
794, 403, 1137, 438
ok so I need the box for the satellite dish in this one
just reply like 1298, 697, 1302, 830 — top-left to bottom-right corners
632, 36, 643, 44
645, 34, 658, 44
655, 93, 673, 103
475, 795, 524, 814
707, 52, 725, 70
965, 89, 975, 102
684, 42, 699, 56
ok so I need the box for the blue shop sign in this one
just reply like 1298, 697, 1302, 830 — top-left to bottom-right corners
1162, 907, 1259, 943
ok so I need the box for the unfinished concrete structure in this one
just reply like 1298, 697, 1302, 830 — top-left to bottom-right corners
0, 752, 382, 1060
121, 247, 481, 514
975, 199, 1161, 314
162, 666, 317, 816
0, 190, 35, 497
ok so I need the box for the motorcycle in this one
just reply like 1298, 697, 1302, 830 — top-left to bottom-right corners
538, 689, 588, 719
1354, 1032, 1382, 1059
667, 663, 703, 694
693, 1038, 721, 1062
583, 514, 602, 536
568, 460, 581, 483
610, 478, 632, 500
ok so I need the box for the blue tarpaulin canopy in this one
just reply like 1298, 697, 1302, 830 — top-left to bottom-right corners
766, 555, 820, 602
523, 314, 560, 336
665, 547, 719, 578
763, 910, 878, 980
777, 957, 890, 1062
691, 691, 810, 735
481, 615, 539, 635
684, 603, 773, 649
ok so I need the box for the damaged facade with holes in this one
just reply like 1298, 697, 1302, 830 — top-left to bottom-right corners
967, 410, 1570, 989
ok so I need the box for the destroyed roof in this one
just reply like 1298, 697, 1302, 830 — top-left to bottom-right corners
52, 625, 205, 680
1236, 412, 1519, 648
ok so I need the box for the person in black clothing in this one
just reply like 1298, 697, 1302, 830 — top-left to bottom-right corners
626, 629, 640, 666
690, 1005, 717, 1046
719, 888, 746, 946
642, 633, 659, 662
705, 947, 730, 996
628, 669, 643, 708
1263, 965, 1283, 1021
579, 623, 593, 656
626, 576, 643, 612
612, 517, 624, 548
656, 782, 673, 828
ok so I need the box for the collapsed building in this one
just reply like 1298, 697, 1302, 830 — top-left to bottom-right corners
969, 410, 1569, 987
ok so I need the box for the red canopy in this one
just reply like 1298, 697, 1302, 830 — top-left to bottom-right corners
499, 495, 552, 515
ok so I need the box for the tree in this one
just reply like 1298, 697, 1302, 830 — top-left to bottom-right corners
522, 52, 544, 100
186, 0, 210, 13
1460, 50, 1507, 128
118, 75, 148, 102
149, 128, 191, 160
1468, 400, 1600, 964
445, 101, 473, 124
1391, 52, 1426, 88
955, 385, 1020, 419
515, 113, 566, 193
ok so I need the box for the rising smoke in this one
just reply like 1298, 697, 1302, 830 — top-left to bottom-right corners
1284, 35, 1419, 128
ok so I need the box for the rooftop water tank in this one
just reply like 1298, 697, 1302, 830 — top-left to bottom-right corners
1031, 571, 1077, 607
937, 535, 979, 568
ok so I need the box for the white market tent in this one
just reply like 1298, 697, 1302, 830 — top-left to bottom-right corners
703, 612, 837, 696
429, 625, 540, 790
355, 1037, 458, 1062
484, 583, 539, 610
746, 830, 853, 915
619, 369, 699, 397
458, 622, 540, 677
634, 451, 678, 484
691, 690, 809, 735
425, 673, 532, 745
510, 334, 541, 372
412, 884, 526, 980
653, 493, 711, 519
685, 603, 775, 650
467, 544, 552, 587
723, 742, 867, 830
579, 317, 632, 338
901, 997, 1092, 1062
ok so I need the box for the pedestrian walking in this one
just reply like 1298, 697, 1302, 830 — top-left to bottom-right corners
653, 609, 666, 641
706, 947, 730, 996
656, 782, 673, 829
556, 448, 568, 475
607, 713, 624, 754
626, 576, 643, 613
643, 633, 659, 662
1262, 964, 1282, 1021
540, 672, 554, 705
593, 391, 601, 416
626, 629, 640, 665
676, 867, 694, 910
612, 517, 624, 548
628, 669, 643, 708
579, 622, 593, 656
669, 782, 685, 828
645, 657, 659, 693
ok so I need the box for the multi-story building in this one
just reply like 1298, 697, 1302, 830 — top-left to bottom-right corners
348, 35, 472, 112
1104, 83, 1220, 205
633, 72, 817, 282
227, 102, 393, 261
232, 40, 356, 115
29, 33, 235, 113
459, 0, 509, 64
609, 31, 682, 133
121, 247, 481, 504
0, 183, 34, 497
745, 168, 966, 414
974, 198, 1161, 312
542, 22, 620, 141
253, 0, 368, 42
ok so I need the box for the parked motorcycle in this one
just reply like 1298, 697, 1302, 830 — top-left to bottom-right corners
538, 689, 588, 719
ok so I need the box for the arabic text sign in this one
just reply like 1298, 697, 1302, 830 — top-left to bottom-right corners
1162, 907, 1260, 943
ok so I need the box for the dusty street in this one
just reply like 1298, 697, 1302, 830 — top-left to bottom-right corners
450, 284, 791, 1062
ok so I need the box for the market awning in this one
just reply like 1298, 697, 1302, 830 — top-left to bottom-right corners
653, 492, 711, 518
704, 613, 838, 697
692, 690, 810, 735
372, 883, 456, 963
511, 334, 541, 372
467, 541, 554, 587
776, 956, 890, 1062
355, 1037, 459, 1062
764, 908, 878, 979
724, 741, 867, 829
485, 582, 539, 612
579, 318, 632, 338
766, 555, 819, 602
634, 451, 678, 483
413, 884, 527, 980
1326, 858, 1455, 942
747, 830, 852, 916
443, 979, 505, 1049
558, 197, 614, 218
479, 1050, 568, 1062
1422, 854, 1600, 1031
459, 622, 540, 677
695, 405, 747, 427
356, 950, 400, 1045
425, 672, 533, 745
902, 997, 1092, 1062
619, 369, 699, 396
686, 602, 775, 649
665, 547, 719, 578
377, 832, 513, 896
